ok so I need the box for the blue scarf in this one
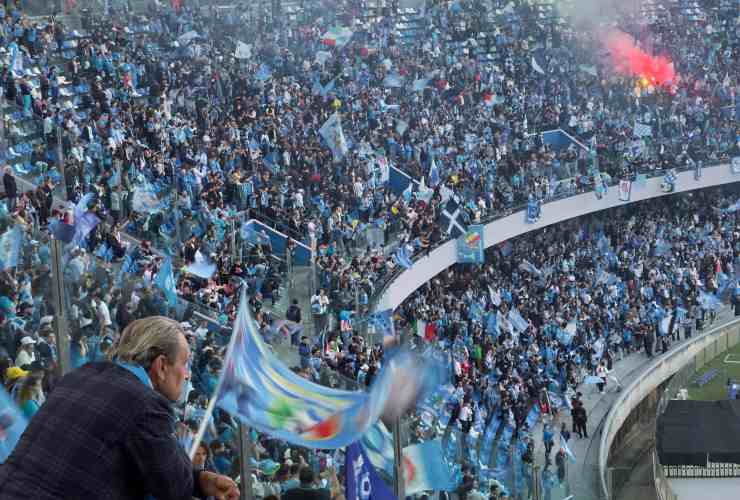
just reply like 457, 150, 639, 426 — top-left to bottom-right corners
116, 362, 153, 389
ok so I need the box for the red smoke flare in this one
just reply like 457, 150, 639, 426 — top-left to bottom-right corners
605, 31, 676, 86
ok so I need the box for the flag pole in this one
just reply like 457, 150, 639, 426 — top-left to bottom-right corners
50, 238, 71, 376
392, 326, 405, 499
189, 288, 247, 460
392, 418, 404, 499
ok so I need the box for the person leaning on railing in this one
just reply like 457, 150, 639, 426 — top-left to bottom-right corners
0, 316, 239, 500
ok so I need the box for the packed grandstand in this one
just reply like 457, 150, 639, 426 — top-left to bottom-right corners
0, 0, 738, 499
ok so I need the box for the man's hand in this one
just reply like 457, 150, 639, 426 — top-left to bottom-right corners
199, 471, 239, 500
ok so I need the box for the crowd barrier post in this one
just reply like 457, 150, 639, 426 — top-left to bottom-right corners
230, 219, 237, 261
0, 87, 5, 157
50, 238, 71, 375
56, 125, 66, 202
238, 423, 255, 500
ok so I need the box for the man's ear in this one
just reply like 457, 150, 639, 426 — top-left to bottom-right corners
149, 354, 167, 382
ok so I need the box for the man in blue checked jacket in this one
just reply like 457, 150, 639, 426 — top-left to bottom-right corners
0, 317, 238, 500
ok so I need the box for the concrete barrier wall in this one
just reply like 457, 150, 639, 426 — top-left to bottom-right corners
377, 162, 737, 311
599, 319, 740, 499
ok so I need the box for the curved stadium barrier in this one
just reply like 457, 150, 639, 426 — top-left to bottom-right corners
374, 161, 738, 312
599, 316, 740, 500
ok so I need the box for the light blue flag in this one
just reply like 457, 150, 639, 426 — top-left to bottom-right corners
524, 404, 541, 429
155, 257, 178, 306
412, 78, 430, 92
486, 312, 499, 336
403, 440, 457, 494
215, 290, 444, 449
560, 435, 577, 463
363, 426, 457, 494
185, 251, 217, 279
383, 72, 405, 88
71, 212, 101, 248
698, 291, 722, 310
255, 64, 272, 81
369, 309, 395, 341
393, 245, 414, 269
654, 239, 671, 256
508, 308, 529, 333
319, 78, 336, 98
0, 226, 22, 271
518, 260, 542, 277
131, 183, 164, 214
429, 158, 440, 187
319, 112, 349, 160
362, 421, 394, 476
0, 385, 28, 462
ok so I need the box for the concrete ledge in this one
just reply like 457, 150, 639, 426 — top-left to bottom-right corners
378, 162, 736, 311
599, 318, 740, 499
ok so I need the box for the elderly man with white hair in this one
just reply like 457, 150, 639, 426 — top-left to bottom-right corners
0, 316, 239, 500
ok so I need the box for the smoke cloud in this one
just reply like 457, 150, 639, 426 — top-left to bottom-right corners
604, 30, 676, 86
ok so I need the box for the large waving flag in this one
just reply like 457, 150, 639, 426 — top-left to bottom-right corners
319, 113, 350, 160
131, 183, 164, 214
212, 291, 442, 450
0, 385, 28, 462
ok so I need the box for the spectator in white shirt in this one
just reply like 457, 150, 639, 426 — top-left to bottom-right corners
15, 337, 37, 368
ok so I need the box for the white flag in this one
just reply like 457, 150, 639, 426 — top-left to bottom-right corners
235, 42, 252, 60
531, 56, 545, 75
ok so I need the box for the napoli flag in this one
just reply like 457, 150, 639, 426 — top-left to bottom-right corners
0, 386, 28, 462
402, 440, 456, 495
319, 113, 350, 161
214, 290, 444, 450
345, 442, 396, 500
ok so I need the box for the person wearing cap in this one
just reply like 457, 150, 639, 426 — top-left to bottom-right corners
14, 336, 36, 368
4, 366, 28, 392
0, 316, 239, 500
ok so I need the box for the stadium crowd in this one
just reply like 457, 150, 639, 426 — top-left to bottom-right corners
0, 0, 739, 498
